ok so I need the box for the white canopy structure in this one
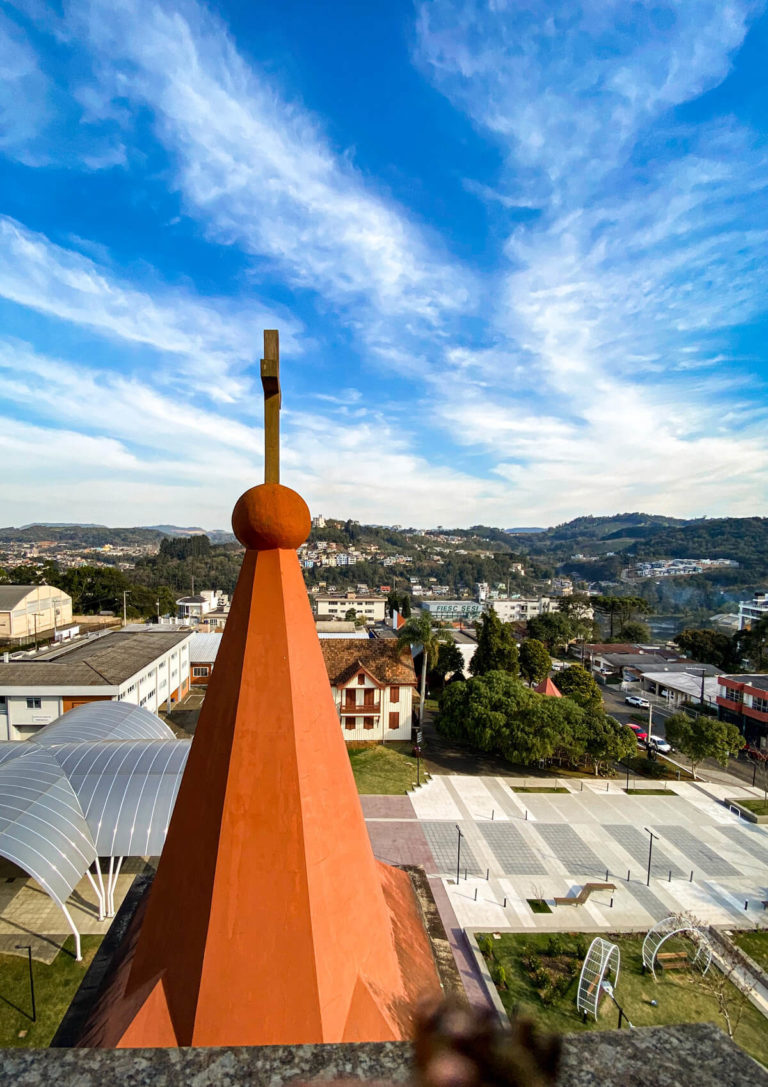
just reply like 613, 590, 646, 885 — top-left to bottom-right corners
0, 702, 189, 959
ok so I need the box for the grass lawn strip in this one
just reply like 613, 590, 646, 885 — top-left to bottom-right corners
0, 936, 102, 1047
478, 931, 767, 1068
625, 788, 676, 796
736, 797, 768, 816
348, 743, 435, 794
731, 931, 768, 973
512, 787, 569, 794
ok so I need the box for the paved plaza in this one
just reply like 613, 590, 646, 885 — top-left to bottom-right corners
363, 774, 768, 937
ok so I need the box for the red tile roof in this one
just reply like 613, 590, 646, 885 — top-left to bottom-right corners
321, 639, 416, 687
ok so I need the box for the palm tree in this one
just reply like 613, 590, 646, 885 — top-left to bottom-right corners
396, 613, 451, 725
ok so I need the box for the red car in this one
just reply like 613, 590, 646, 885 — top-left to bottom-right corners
627, 723, 647, 744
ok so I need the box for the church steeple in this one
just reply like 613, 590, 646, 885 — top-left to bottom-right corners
84, 331, 441, 1048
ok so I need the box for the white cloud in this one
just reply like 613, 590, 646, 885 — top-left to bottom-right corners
72, 0, 473, 339
0, 216, 300, 400
0, 10, 50, 163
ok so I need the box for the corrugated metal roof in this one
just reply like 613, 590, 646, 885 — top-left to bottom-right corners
0, 631, 192, 687
189, 632, 223, 662
0, 585, 39, 610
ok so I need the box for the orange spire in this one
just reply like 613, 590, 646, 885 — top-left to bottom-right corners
87, 333, 441, 1048
534, 677, 562, 697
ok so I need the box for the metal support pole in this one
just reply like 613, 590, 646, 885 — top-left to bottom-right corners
455, 826, 462, 886
644, 827, 659, 887
15, 945, 36, 1021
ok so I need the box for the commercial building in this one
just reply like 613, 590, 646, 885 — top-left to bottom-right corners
419, 599, 484, 622
0, 584, 73, 643
640, 671, 719, 710
320, 638, 416, 742
717, 674, 768, 748
315, 592, 386, 623
0, 630, 193, 740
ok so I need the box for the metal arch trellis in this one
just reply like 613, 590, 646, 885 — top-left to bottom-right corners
642, 914, 713, 980
576, 937, 621, 1021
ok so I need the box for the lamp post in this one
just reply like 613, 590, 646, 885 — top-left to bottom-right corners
644, 826, 660, 887
456, 825, 463, 885
156, 600, 161, 621
15, 945, 35, 1022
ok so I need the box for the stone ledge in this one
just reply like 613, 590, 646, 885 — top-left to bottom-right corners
2, 1023, 766, 1087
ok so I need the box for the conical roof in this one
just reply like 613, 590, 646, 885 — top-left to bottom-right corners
534, 677, 562, 697
80, 336, 441, 1048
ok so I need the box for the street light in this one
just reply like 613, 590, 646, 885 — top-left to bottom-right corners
15, 945, 35, 1022
455, 825, 463, 885
644, 827, 660, 887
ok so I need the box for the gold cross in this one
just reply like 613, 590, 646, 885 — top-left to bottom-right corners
260, 329, 281, 484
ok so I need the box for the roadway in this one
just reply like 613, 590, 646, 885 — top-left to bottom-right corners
600, 682, 759, 788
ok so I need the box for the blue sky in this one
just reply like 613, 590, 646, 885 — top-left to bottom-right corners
1, 0, 767, 529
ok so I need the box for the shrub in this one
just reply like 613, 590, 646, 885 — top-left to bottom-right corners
490, 962, 508, 990
547, 934, 566, 956
476, 935, 494, 960
575, 936, 589, 958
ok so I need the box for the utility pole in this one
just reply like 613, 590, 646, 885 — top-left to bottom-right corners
123, 591, 130, 626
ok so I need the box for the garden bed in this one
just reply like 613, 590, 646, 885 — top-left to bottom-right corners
476, 931, 767, 1067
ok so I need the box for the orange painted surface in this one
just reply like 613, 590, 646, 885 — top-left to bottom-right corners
534, 677, 562, 697
62, 696, 111, 713
92, 483, 441, 1048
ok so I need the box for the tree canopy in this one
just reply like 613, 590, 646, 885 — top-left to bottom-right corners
469, 610, 519, 676
674, 628, 741, 672
518, 638, 552, 685
664, 712, 745, 777
554, 665, 603, 712
525, 611, 574, 652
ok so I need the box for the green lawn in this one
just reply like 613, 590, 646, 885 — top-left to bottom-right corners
513, 787, 569, 794
0, 936, 102, 1047
348, 744, 432, 794
736, 797, 768, 816
478, 931, 767, 1067
626, 788, 676, 796
731, 931, 768, 972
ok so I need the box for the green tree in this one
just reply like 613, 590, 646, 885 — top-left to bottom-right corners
437, 671, 585, 766
396, 613, 451, 725
665, 712, 745, 779
525, 611, 574, 653
429, 640, 465, 689
592, 595, 624, 639
583, 713, 636, 776
344, 608, 358, 623
518, 638, 552, 686
401, 594, 412, 618
617, 619, 652, 643
674, 628, 741, 671
469, 611, 519, 676
737, 616, 768, 672
555, 665, 603, 712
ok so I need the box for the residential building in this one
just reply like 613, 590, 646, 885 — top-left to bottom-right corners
717, 674, 768, 748
189, 632, 223, 684
315, 620, 369, 640
0, 585, 73, 643
176, 589, 228, 624
315, 592, 386, 623
490, 596, 554, 623
320, 639, 416, 742
737, 591, 768, 630
0, 630, 192, 740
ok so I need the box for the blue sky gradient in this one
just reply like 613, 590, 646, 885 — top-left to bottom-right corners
1, 0, 766, 528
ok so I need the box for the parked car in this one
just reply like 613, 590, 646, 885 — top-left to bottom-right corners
646, 737, 672, 754
625, 695, 650, 708
634, 730, 648, 745
627, 723, 644, 736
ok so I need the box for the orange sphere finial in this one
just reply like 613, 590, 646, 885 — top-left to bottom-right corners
232, 483, 310, 551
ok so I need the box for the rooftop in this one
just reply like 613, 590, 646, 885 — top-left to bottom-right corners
720, 673, 768, 692
0, 584, 67, 610
321, 638, 417, 687
0, 631, 191, 687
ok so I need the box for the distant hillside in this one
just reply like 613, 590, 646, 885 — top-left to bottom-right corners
631, 517, 768, 576
0, 524, 165, 546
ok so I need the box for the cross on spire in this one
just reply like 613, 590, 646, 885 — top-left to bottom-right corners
260, 329, 281, 484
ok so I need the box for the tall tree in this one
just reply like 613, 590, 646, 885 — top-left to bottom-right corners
674, 628, 741, 672
737, 616, 768, 672
555, 665, 603, 712
518, 638, 552, 686
429, 641, 465, 689
525, 611, 574, 653
665, 712, 745, 779
582, 713, 636, 776
469, 611, 519, 676
396, 613, 451, 725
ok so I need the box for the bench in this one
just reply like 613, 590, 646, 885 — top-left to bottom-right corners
657, 951, 690, 970
554, 882, 616, 907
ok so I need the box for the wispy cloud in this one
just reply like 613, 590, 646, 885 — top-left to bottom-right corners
0, 216, 299, 400
72, 0, 473, 347
0, 9, 50, 164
